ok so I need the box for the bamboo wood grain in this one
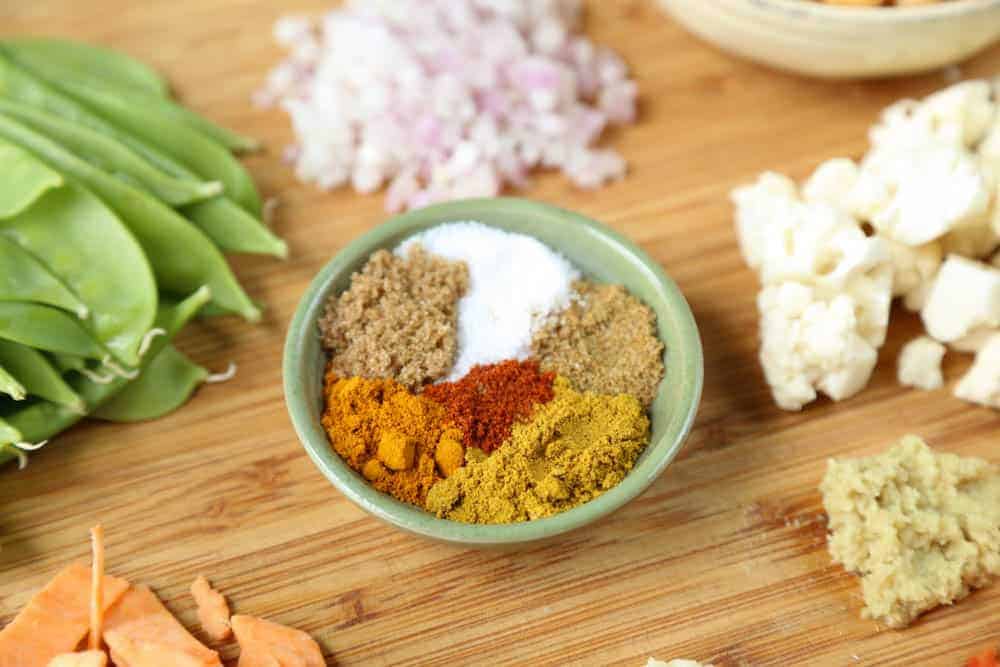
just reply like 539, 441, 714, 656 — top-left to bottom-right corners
1, 1, 998, 665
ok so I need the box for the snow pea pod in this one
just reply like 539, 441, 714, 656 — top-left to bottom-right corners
0, 286, 210, 467
0, 340, 84, 413
0, 140, 63, 218
0, 236, 88, 318
0, 115, 259, 321
183, 198, 288, 258
0, 365, 25, 400
56, 81, 262, 215
0, 302, 110, 360
0, 55, 283, 258
0, 99, 222, 206
0, 38, 169, 98
0, 416, 21, 444
93, 344, 207, 422
0, 179, 157, 366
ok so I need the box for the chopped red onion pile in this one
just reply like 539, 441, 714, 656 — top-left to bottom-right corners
257, 0, 638, 212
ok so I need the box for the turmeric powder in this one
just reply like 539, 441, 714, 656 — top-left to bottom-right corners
320, 369, 464, 505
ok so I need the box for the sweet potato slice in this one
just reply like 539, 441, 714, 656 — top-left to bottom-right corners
47, 651, 108, 667
0, 562, 129, 667
231, 615, 324, 667
189, 576, 231, 641
103, 585, 221, 667
107, 637, 215, 667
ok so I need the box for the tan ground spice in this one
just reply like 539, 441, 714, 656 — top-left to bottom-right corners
532, 281, 665, 407
318, 245, 468, 390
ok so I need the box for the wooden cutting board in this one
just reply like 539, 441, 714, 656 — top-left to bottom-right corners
1, 2, 998, 665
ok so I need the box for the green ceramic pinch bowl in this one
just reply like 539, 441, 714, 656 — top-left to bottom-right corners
284, 198, 703, 548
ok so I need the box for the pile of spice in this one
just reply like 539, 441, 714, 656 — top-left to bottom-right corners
319, 246, 467, 390
316, 221, 667, 524
533, 282, 665, 407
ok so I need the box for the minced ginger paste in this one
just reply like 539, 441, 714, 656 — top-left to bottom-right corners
425, 376, 650, 524
820, 435, 1000, 628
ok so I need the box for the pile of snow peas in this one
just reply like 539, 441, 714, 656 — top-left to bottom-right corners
0, 39, 285, 468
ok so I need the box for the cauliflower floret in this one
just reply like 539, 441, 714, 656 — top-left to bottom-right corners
756, 202, 887, 293
731, 172, 799, 270
921, 255, 1000, 343
883, 238, 942, 308
758, 282, 882, 411
954, 333, 1000, 408
732, 173, 887, 292
802, 158, 860, 206
849, 143, 991, 246
646, 660, 712, 667
870, 81, 996, 151
897, 336, 946, 391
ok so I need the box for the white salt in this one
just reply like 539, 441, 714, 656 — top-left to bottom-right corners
397, 222, 579, 380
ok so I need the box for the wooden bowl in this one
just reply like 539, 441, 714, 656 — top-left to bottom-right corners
657, 0, 1000, 78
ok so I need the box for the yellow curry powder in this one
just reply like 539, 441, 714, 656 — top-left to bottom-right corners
425, 376, 650, 524
320, 369, 464, 506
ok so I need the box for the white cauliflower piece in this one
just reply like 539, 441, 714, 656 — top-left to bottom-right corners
883, 238, 942, 307
646, 659, 712, 667
731, 172, 799, 270
954, 333, 1000, 408
802, 158, 860, 206
850, 143, 991, 246
758, 282, 881, 411
756, 202, 887, 293
870, 81, 996, 150
921, 255, 1000, 343
897, 336, 946, 391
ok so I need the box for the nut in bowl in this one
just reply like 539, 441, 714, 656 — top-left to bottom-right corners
658, 0, 1000, 78
283, 198, 703, 548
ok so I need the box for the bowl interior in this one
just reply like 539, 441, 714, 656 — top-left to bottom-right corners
284, 198, 703, 546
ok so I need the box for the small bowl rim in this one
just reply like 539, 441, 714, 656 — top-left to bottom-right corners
749, 0, 1000, 22
283, 197, 704, 546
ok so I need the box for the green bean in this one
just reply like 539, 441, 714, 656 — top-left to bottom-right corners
1, 179, 158, 366
57, 81, 262, 215
93, 344, 207, 422
183, 198, 288, 258
0, 286, 211, 467
0, 140, 63, 218
47, 353, 86, 375
0, 235, 89, 319
0, 302, 110, 360
0, 99, 222, 206
0, 38, 169, 98
0, 55, 283, 258
0, 340, 84, 413
0, 364, 25, 401
0, 416, 21, 444
0, 116, 260, 321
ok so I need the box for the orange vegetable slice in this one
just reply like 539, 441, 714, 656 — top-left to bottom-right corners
969, 646, 999, 667
103, 585, 221, 667
231, 615, 324, 667
46, 651, 108, 667
189, 576, 232, 641
0, 562, 129, 667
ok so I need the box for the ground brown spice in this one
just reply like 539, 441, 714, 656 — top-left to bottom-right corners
423, 360, 555, 454
318, 245, 468, 390
532, 281, 665, 407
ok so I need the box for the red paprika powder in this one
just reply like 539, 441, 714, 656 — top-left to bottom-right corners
423, 359, 555, 454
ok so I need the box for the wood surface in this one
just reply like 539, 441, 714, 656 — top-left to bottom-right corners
1, 1, 998, 665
